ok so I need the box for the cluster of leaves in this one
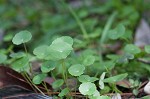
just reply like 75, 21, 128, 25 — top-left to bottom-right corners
1, 0, 150, 98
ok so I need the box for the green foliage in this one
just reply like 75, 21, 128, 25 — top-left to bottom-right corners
103, 73, 128, 83
58, 88, 70, 97
83, 55, 95, 66
12, 30, 32, 45
41, 61, 56, 73
124, 44, 141, 55
52, 79, 64, 89
32, 73, 47, 84
78, 75, 98, 83
0, 53, 7, 63
79, 82, 97, 95
144, 45, 150, 54
68, 64, 85, 76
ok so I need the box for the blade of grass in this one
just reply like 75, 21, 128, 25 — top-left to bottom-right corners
61, 1, 89, 40
100, 11, 118, 44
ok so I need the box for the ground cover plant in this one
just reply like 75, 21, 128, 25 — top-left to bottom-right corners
0, 0, 150, 99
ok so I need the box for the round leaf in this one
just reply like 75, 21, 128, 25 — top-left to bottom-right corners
83, 55, 95, 66
68, 64, 85, 76
32, 73, 47, 84
78, 75, 98, 83
79, 82, 97, 95
124, 44, 141, 55
0, 53, 7, 63
41, 61, 56, 73
11, 56, 29, 72
12, 30, 32, 45
52, 79, 64, 89
33, 45, 49, 59
45, 36, 73, 60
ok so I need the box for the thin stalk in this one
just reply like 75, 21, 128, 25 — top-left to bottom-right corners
24, 72, 45, 95
61, 0, 89, 39
61, 60, 73, 97
42, 82, 50, 96
23, 43, 32, 72
100, 11, 118, 44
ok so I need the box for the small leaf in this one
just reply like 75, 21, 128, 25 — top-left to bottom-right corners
103, 73, 128, 83
0, 53, 7, 63
58, 88, 69, 97
68, 64, 85, 76
93, 96, 111, 99
78, 75, 98, 83
52, 79, 64, 89
83, 55, 95, 66
32, 73, 47, 84
108, 24, 125, 40
41, 61, 56, 73
124, 44, 141, 55
79, 82, 97, 95
45, 36, 73, 60
33, 45, 49, 59
11, 56, 29, 72
12, 30, 32, 45
145, 45, 150, 54
10, 52, 26, 58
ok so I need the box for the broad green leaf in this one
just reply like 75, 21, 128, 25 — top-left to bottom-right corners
79, 82, 97, 95
0, 53, 7, 63
32, 73, 47, 84
83, 55, 95, 66
41, 61, 56, 73
145, 45, 150, 54
33, 45, 49, 59
12, 30, 32, 45
103, 73, 128, 83
124, 44, 141, 55
10, 52, 26, 58
78, 75, 98, 83
52, 79, 64, 89
45, 36, 73, 60
99, 72, 106, 89
11, 56, 29, 72
68, 64, 85, 76
108, 24, 125, 40
58, 88, 69, 97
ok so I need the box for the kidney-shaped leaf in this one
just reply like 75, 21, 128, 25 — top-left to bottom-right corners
33, 45, 49, 59
79, 82, 97, 95
41, 61, 56, 73
32, 73, 47, 84
83, 55, 95, 66
68, 64, 85, 76
103, 73, 128, 83
11, 56, 29, 72
45, 36, 73, 60
12, 30, 32, 45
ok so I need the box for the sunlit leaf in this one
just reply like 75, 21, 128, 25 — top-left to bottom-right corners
145, 45, 150, 54
12, 30, 32, 45
79, 82, 97, 95
41, 61, 56, 73
124, 44, 141, 54
68, 64, 85, 76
